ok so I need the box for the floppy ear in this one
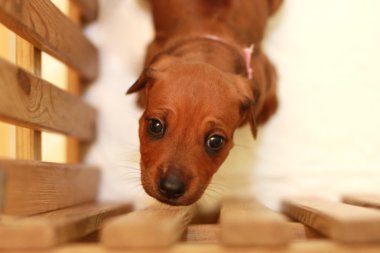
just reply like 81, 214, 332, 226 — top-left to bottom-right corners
126, 68, 156, 94
250, 85, 261, 138
267, 0, 283, 15
237, 77, 260, 139
126, 55, 180, 94
240, 98, 256, 138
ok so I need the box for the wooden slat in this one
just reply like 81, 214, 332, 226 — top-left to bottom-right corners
282, 197, 380, 243
220, 198, 292, 246
0, 0, 98, 82
15, 36, 42, 160
343, 194, 380, 210
0, 159, 100, 216
70, 0, 98, 24
0, 58, 97, 141
183, 223, 322, 244
0, 202, 131, 249
101, 204, 196, 248
183, 224, 220, 243
287, 223, 323, 240
8, 241, 380, 253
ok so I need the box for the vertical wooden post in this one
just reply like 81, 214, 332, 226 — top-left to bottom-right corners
15, 38, 42, 160
0, 24, 13, 158
67, 2, 82, 163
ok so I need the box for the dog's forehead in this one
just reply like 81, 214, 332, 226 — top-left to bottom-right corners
149, 79, 238, 113
146, 63, 243, 126
147, 87, 240, 129
150, 64, 239, 100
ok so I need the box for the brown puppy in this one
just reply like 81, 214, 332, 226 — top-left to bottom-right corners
127, 0, 282, 205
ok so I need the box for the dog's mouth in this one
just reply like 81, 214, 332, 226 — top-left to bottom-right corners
153, 188, 205, 206
153, 195, 194, 206
141, 184, 203, 206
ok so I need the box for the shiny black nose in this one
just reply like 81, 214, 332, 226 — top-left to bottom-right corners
158, 175, 186, 199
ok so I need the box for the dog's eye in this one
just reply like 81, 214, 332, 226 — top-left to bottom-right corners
148, 118, 165, 138
205, 135, 225, 152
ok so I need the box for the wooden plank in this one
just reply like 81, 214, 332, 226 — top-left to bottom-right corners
0, 58, 97, 141
70, 0, 99, 24
183, 224, 220, 243
0, 0, 98, 82
282, 197, 380, 243
0, 159, 100, 216
0, 202, 131, 249
8, 241, 380, 253
183, 223, 322, 244
287, 222, 323, 240
15, 36, 42, 160
343, 194, 380, 210
220, 198, 292, 246
101, 204, 196, 248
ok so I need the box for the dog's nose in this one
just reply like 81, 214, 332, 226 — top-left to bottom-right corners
158, 174, 186, 199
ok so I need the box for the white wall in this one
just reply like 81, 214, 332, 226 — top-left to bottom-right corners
85, 0, 380, 209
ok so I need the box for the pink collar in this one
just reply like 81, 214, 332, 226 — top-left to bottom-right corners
244, 44, 254, 80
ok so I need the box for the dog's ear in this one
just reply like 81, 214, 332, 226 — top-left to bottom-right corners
267, 0, 283, 15
250, 85, 261, 139
126, 55, 180, 94
126, 67, 156, 94
236, 77, 260, 139
240, 98, 257, 138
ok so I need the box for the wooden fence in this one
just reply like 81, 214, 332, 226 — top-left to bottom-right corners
0, 0, 130, 250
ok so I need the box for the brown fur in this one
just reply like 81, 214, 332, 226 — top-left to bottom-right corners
127, 0, 282, 205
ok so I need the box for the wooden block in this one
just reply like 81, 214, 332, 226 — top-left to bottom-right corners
183, 224, 220, 243
0, 0, 98, 81
0, 58, 97, 141
343, 194, 380, 210
0, 202, 131, 249
220, 198, 292, 246
101, 204, 196, 248
70, 0, 98, 24
282, 197, 380, 243
0, 159, 100, 215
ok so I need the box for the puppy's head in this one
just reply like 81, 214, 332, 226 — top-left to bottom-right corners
127, 56, 258, 205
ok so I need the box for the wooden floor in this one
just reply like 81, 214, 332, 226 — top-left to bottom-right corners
9, 241, 378, 253
3, 223, 378, 253
0, 194, 377, 253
